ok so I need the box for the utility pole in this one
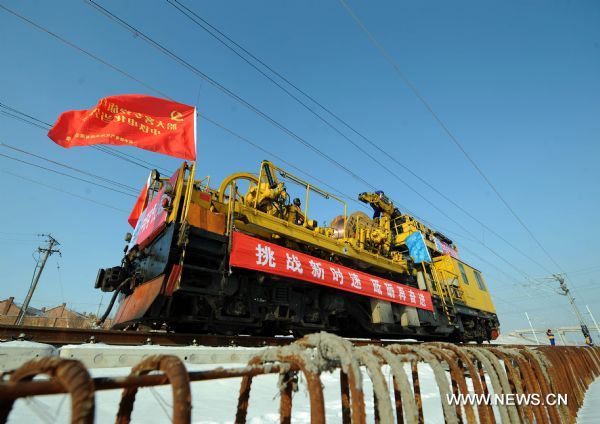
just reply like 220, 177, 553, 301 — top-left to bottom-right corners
557, 330, 567, 346
525, 312, 540, 345
15, 235, 61, 325
586, 305, 600, 338
553, 274, 591, 342
95, 294, 104, 318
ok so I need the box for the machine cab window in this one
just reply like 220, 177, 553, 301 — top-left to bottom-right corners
474, 271, 487, 291
458, 262, 469, 284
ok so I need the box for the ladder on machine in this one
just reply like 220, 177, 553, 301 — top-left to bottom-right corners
425, 264, 457, 326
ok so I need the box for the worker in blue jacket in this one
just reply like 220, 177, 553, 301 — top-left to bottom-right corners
546, 329, 555, 346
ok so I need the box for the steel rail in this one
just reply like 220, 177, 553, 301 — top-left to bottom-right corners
0, 324, 427, 348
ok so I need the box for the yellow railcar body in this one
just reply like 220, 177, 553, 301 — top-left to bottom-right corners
100, 160, 500, 341
433, 255, 496, 314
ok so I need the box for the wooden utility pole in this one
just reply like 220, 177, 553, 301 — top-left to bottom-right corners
15, 235, 61, 325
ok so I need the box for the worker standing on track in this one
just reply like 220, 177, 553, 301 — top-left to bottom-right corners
585, 334, 594, 347
546, 329, 556, 346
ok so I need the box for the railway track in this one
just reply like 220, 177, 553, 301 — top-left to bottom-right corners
0, 324, 424, 348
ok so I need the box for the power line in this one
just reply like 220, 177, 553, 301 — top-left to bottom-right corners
2, 170, 128, 213
1, 5, 391, 211
567, 265, 600, 277
83, 1, 539, 278
3, 2, 413, 222
200, 112, 357, 205
3, 3, 532, 286
338, 0, 564, 276
2, 98, 478, 246
0, 142, 138, 192
0, 110, 50, 131
3, 101, 481, 247
83, 0, 377, 191
165, 0, 482, 238
0, 231, 43, 236
92, 145, 172, 174
164, 0, 457, 225
166, 0, 554, 277
0, 101, 171, 173
0, 238, 41, 243
0, 151, 136, 198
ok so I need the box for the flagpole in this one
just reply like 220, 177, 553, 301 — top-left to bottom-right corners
182, 161, 196, 221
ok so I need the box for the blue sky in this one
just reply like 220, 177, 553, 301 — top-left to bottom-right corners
0, 0, 599, 338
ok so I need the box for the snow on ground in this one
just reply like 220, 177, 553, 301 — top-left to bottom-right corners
577, 375, 600, 423
493, 333, 540, 345
7, 363, 451, 424
5, 339, 598, 423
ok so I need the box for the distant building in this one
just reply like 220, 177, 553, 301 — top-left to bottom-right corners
0, 297, 93, 328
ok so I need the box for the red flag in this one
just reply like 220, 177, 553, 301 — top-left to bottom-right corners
48, 94, 196, 161
128, 175, 151, 228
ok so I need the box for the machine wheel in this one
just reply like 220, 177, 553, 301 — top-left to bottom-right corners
217, 173, 259, 204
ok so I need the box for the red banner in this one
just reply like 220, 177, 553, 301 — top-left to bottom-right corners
48, 94, 196, 160
130, 169, 180, 247
230, 232, 433, 311
434, 237, 459, 259
128, 175, 151, 228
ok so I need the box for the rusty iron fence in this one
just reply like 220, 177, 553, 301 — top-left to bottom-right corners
1, 332, 599, 423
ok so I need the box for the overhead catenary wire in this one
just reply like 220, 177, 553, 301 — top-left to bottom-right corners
199, 112, 358, 205
2, 99, 482, 247
0, 231, 43, 236
81, 1, 538, 274
1, 98, 368, 213
0, 110, 50, 131
89, 0, 463, 229
166, 0, 553, 277
337, 0, 566, 277
2, 3, 534, 287
2, 170, 128, 213
165, 0, 553, 286
91, 145, 172, 174
83, 0, 378, 192
0, 238, 43, 243
1, 3, 447, 231
0, 151, 136, 198
0, 98, 367, 209
0, 142, 139, 193
566, 265, 600, 277
0, 101, 171, 174
166, 0, 516, 255
3, 100, 487, 251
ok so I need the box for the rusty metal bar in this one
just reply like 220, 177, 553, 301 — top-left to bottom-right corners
115, 355, 191, 424
340, 370, 352, 424
0, 364, 291, 399
0, 357, 94, 424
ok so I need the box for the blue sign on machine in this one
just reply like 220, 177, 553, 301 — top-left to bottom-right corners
405, 231, 432, 264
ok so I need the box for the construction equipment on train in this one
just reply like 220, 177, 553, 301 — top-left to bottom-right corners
95, 160, 499, 342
